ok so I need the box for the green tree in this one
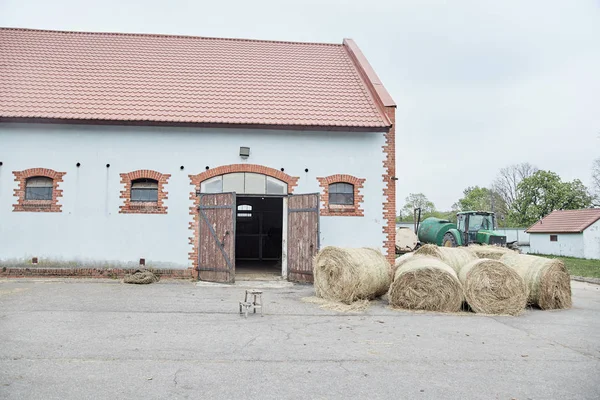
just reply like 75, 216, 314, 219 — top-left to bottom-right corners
456, 186, 506, 212
455, 186, 509, 226
511, 171, 594, 226
401, 193, 435, 220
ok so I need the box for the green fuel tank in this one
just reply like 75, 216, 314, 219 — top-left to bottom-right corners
417, 217, 456, 246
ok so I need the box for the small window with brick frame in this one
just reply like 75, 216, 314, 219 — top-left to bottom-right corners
119, 170, 170, 214
130, 179, 159, 202
25, 176, 54, 200
317, 174, 365, 217
329, 183, 354, 205
13, 168, 66, 213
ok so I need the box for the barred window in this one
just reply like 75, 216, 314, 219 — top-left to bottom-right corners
131, 179, 158, 202
329, 183, 354, 205
25, 177, 53, 200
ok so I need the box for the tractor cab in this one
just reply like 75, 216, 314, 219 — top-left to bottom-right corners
456, 211, 506, 246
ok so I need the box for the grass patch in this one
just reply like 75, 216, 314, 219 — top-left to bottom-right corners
534, 254, 600, 278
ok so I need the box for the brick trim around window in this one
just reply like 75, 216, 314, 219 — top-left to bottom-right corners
188, 164, 299, 271
317, 174, 365, 217
13, 168, 66, 212
119, 170, 170, 214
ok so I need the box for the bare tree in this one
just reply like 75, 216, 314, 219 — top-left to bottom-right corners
593, 158, 600, 192
491, 163, 538, 210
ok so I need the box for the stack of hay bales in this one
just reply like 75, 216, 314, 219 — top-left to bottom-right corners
312, 244, 571, 315
390, 244, 528, 315
313, 247, 391, 304
500, 253, 572, 310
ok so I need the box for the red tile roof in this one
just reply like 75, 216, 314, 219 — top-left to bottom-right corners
526, 209, 600, 233
0, 28, 394, 130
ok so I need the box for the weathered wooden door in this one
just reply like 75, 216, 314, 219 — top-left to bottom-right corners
287, 193, 319, 283
198, 193, 236, 283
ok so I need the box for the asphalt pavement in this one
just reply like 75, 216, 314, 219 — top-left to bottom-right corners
0, 278, 599, 399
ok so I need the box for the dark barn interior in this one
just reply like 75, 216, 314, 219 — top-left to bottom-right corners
235, 196, 283, 276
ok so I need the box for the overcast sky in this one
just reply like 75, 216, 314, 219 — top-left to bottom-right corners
2, 0, 599, 210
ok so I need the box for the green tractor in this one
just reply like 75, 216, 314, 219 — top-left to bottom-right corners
417, 211, 507, 248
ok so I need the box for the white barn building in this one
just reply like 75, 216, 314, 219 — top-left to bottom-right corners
527, 209, 600, 260
0, 28, 397, 282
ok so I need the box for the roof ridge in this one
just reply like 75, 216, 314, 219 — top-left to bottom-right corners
0, 27, 343, 47
343, 38, 396, 109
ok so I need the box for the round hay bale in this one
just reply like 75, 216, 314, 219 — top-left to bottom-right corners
395, 228, 418, 253
313, 247, 391, 304
414, 244, 477, 273
500, 253, 572, 310
388, 256, 463, 312
459, 259, 528, 315
392, 252, 414, 277
123, 269, 159, 284
468, 245, 514, 260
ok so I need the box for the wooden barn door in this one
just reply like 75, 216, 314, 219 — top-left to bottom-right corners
198, 193, 236, 283
287, 193, 319, 283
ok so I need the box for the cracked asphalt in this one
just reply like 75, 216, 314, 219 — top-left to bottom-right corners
0, 278, 599, 399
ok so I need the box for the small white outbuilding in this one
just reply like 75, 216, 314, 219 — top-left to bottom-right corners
527, 209, 600, 259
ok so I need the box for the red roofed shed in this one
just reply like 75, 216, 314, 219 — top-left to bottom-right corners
527, 209, 600, 259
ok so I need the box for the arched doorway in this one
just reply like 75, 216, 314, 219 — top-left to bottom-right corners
201, 172, 287, 279
189, 165, 317, 284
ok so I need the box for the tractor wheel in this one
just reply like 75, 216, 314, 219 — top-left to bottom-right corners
442, 232, 458, 247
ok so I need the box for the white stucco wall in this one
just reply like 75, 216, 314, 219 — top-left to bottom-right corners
0, 123, 388, 268
529, 233, 584, 258
583, 220, 600, 260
